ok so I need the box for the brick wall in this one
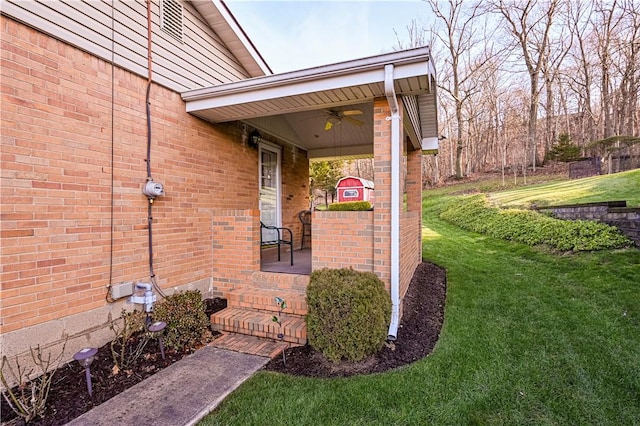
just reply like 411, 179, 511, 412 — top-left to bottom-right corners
210, 209, 260, 296
280, 144, 310, 248
372, 99, 392, 288
311, 211, 374, 271
400, 147, 422, 298
0, 18, 308, 363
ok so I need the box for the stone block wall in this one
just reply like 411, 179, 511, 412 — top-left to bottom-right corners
539, 201, 640, 246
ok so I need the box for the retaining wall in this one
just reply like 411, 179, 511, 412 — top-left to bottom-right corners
538, 201, 640, 246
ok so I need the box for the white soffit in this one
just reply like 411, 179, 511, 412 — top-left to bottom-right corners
182, 47, 435, 123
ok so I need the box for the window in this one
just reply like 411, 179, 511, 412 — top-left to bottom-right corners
160, 0, 183, 42
343, 189, 359, 198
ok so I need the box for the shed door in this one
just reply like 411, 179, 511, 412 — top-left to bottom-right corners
259, 143, 281, 241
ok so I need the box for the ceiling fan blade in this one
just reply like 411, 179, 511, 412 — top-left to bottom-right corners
342, 109, 363, 116
344, 116, 364, 126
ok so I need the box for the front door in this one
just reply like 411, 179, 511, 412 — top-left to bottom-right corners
259, 143, 281, 242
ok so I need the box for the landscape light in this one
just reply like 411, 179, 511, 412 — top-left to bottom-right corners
148, 321, 167, 360
73, 347, 98, 397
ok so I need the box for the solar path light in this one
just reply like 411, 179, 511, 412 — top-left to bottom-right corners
73, 347, 98, 397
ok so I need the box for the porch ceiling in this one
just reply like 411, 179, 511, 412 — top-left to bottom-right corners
181, 47, 438, 159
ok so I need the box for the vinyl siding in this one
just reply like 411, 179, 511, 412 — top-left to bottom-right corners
1, 0, 252, 91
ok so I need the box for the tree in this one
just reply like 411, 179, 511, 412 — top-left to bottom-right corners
565, 0, 597, 148
494, 0, 560, 172
547, 132, 581, 162
425, 0, 492, 179
309, 160, 343, 208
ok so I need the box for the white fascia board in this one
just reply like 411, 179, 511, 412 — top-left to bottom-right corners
392, 60, 434, 81
185, 68, 384, 113
190, 0, 271, 76
210, 0, 272, 75
183, 46, 431, 100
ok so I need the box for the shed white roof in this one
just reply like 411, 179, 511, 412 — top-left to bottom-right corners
336, 176, 375, 189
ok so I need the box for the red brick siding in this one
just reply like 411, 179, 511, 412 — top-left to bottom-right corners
311, 211, 374, 271
400, 147, 422, 298
372, 98, 393, 289
211, 209, 260, 296
0, 18, 308, 334
280, 144, 310, 248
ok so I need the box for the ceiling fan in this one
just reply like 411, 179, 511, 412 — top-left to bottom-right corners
323, 108, 363, 131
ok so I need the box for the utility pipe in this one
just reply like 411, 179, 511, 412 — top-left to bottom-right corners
384, 64, 401, 341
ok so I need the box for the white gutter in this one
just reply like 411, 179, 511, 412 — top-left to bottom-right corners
384, 64, 401, 341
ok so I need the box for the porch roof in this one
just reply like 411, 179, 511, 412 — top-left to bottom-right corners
181, 47, 438, 159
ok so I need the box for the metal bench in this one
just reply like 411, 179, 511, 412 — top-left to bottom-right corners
260, 221, 293, 266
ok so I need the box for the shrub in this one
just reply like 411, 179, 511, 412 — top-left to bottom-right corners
327, 201, 372, 211
152, 290, 211, 351
306, 268, 391, 362
440, 195, 633, 251
547, 133, 581, 162
110, 309, 150, 372
0, 340, 67, 423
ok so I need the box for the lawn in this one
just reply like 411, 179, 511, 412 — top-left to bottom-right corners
201, 176, 640, 425
488, 168, 640, 208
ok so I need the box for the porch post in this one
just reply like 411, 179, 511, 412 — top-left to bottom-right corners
372, 98, 392, 287
406, 147, 422, 260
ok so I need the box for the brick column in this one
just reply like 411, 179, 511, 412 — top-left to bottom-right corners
406, 148, 422, 213
211, 209, 260, 296
372, 98, 393, 288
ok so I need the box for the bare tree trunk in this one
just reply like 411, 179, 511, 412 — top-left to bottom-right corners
495, 0, 559, 173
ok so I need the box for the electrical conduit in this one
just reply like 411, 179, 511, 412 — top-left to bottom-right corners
384, 64, 401, 341
144, 0, 163, 297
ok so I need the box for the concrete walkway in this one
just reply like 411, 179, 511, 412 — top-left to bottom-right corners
66, 345, 269, 426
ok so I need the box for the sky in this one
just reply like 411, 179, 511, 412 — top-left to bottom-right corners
224, 0, 430, 73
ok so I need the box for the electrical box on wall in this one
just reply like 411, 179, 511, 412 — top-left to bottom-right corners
143, 180, 164, 199
111, 281, 134, 299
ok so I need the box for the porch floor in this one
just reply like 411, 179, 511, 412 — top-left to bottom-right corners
260, 247, 311, 275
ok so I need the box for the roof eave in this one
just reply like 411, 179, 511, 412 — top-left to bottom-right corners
190, 0, 272, 77
182, 46, 432, 103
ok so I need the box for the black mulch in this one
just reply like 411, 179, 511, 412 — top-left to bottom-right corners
264, 261, 447, 377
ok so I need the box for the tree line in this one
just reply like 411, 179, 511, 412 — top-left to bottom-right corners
403, 0, 639, 185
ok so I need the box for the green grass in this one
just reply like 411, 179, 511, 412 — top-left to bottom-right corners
201, 186, 640, 425
488, 169, 640, 208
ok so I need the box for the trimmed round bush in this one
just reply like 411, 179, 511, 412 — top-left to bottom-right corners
152, 290, 211, 350
306, 268, 391, 362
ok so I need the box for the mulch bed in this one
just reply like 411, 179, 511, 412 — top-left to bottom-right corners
1, 262, 446, 424
264, 262, 447, 377
0, 298, 226, 426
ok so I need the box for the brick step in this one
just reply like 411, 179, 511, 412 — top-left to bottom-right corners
227, 287, 307, 316
251, 271, 310, 291
211, 307, 306, 345
210, 333, 292, 358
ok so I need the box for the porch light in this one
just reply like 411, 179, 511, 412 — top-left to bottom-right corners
73, 347, 98, 397
249, 130, 261, 148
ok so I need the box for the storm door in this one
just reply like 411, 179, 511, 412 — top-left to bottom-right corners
259, 143, 281, 242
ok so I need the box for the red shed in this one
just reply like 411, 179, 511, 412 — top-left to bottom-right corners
336, 176, 375, 203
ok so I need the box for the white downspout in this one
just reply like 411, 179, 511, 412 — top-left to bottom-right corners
384, 64, 401, 341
